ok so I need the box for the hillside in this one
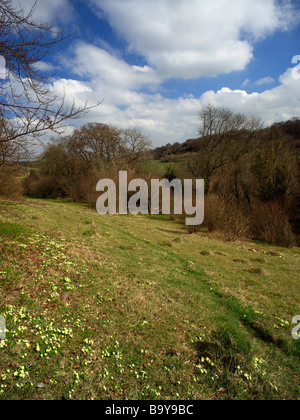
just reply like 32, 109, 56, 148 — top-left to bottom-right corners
0, 198, 299, 400
153, 118, 300, 162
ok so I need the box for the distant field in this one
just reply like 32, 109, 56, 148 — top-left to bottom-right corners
0, 198, 299, 400
138, 160, 185, 175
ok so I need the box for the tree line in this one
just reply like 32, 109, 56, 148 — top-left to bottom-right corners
151, 110, 300, 246
22, 124, 152, 208
185, 106, 299, 246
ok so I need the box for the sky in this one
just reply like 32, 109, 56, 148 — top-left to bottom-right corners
14, 0, 300, 147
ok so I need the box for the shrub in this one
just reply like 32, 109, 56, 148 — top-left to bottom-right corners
251, 201, 296, 247
187, 194, 251, 241
222, 200, 252, 242
0, 170, 23, 199
80, 174, 99, 209
22, 171, 66, 198
203, 194, 252, 241
204, 194, 225, 233
163, 165, 177, 181
187, 224, 201, 234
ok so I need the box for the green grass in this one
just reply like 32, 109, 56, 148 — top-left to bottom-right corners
0, 222, 28, 238
138, 160, 184, 175
0, 198, 299, 400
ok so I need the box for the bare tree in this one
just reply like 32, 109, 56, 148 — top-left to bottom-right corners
0, 0, 99, 147
64, 123, 124, 172
62, 124, 152, 173
188, 104, 263, 192
121, 128, 152, 164
0, 111, 27, 171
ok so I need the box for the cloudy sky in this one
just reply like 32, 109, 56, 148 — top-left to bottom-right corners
17, 0, 300, 146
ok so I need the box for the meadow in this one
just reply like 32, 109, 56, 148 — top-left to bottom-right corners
0, 198, 299, 400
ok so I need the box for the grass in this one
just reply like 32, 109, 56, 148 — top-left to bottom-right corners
0, 197, 299, 400
138, 160, 184, 176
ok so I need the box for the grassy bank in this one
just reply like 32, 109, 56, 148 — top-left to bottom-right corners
0, 198, 299, 400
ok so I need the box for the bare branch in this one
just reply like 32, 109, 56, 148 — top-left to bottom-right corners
0, 0, 100, 145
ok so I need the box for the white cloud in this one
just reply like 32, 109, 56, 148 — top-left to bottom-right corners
64, 42, 161, 90
33, 61, 58, 72
89, 0, 298, 80
199, 68, 300, 126
12, 0, 74, 24
255, 76, 276, 86
11, 0, 299, 146
51, 78, 93, 105
50, 59, 300, 146
242, 79, 251, 88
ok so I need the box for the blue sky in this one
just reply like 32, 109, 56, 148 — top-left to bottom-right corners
17, 0, 300, 146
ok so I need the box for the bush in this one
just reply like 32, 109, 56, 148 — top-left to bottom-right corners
204, 194, 225, 233
163, 165, 177, 181
223, 204, 252, 242
251, 201, 296, 247
187, 224, 201, 234
80, 173, 99, 209
22, 170, 39, 196
203, 194, 252, 241
23, 171, 66, 198
0, 170, 23, 199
